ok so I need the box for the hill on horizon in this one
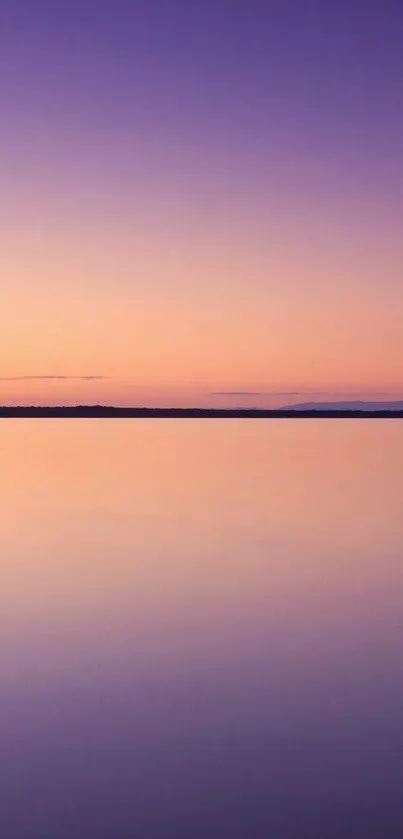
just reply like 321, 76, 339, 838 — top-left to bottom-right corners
285, 400, 403, 411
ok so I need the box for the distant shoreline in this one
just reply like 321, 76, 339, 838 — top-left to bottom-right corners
1, 407, 403, 419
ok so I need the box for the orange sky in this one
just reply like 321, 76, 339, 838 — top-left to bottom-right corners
2, 198, 402, 406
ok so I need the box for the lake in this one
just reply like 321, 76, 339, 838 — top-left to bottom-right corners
1, 420, 402, 838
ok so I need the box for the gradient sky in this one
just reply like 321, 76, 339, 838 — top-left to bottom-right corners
1, 0, 402, 406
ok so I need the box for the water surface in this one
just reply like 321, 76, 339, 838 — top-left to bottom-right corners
1, 420, 403, 837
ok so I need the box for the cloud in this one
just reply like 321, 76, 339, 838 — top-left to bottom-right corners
210, 389, 403, 398
209, 391, 331, 397
0, 375, 110, 382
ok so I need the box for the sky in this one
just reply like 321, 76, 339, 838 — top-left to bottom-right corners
1, 0, 402, 407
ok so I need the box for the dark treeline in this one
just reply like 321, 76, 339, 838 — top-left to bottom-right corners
1, 406, 403, 419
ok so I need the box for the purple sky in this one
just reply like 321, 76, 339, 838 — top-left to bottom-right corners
1, 0, 402, 405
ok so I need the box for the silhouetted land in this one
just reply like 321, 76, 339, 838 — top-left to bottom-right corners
1, 406, 403, 419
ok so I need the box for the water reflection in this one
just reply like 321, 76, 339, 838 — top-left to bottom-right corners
1, 420, 402, 837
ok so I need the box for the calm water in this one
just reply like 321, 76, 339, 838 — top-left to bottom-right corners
1, 420, 403, 838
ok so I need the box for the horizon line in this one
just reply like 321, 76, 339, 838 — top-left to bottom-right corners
2, 403, 403, 415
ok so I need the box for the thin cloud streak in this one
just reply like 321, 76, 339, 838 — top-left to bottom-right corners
210, 391, 331, 397
210, 390, 403, 398
0, 376, 110, 382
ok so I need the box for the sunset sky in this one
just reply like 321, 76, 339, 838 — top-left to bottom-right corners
2, 0, 402, 407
